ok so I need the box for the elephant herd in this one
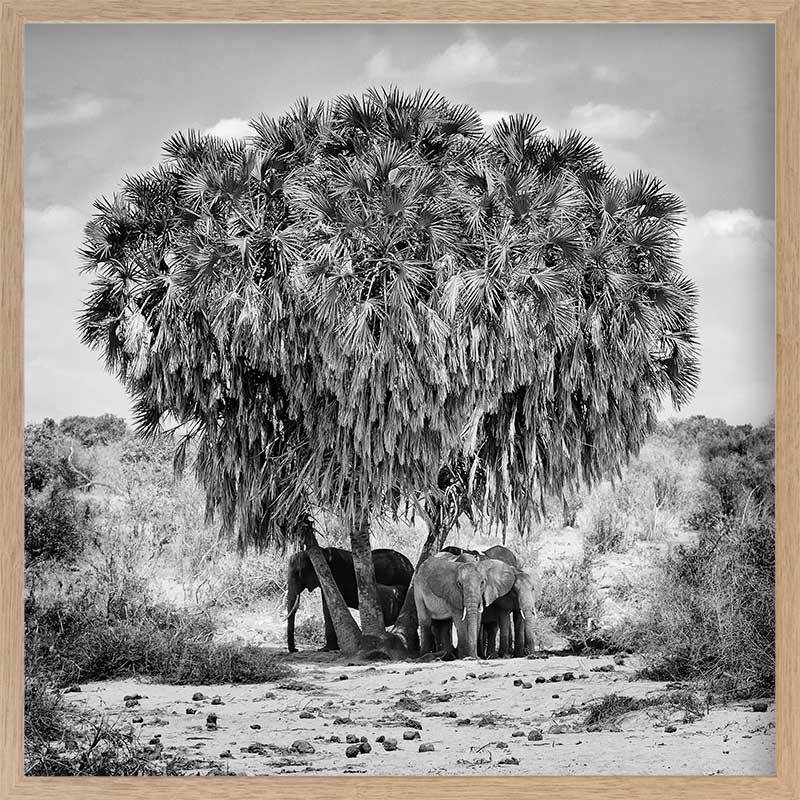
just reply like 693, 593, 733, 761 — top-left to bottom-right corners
285, 543, 538, 659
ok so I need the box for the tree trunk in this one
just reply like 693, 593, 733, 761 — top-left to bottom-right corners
300, 521, 361, 654
349, 511, 384, 638
390, 518, 450, 651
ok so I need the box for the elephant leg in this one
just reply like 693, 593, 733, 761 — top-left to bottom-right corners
321, 593, 339, 651
419, 619, 434, 656
499, 612, 512, 658
484, 620, 499, 658
513, 610, 526, 657
434, 620, 454, 657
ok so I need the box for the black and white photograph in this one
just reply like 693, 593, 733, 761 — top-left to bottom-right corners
23, 23, 775, 777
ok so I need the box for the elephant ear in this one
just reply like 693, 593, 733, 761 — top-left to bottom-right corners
480, 560, 516, 607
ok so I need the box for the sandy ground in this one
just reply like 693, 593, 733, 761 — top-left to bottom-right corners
71, 651, 775, 776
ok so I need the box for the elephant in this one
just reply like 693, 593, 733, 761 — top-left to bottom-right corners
480, 545, 539, 658
286, 547, 413, 653
440, 545, 482, 558
413, 552, 516, 659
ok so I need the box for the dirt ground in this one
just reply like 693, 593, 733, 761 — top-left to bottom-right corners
71, 651, 775, 776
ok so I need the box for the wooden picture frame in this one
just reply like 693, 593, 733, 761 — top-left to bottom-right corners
1, 3, 795, 798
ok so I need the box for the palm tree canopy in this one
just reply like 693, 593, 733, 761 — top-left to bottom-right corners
78, 88, 699, 548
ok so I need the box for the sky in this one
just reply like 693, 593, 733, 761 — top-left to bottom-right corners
24, 24, 775, 426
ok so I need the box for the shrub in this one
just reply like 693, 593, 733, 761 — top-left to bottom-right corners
25, 676, 159, 776
628, 510, 774, 697
538, 555, 603, 645
26, 601, 294, 686
25, 485, 89, 566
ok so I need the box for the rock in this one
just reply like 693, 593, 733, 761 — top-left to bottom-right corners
206, 713, 218, 730
548, 724, 568, 735
192, 692, 206, 701
456, 718, 471, 726
552, 694, 560, 699
346, 734, 360, 744
64, 685, 81, 693
752, 702, 769, 712
219, 749, 233, 758
403, 730, 421, 740
521, 682, 532, 689
562, 672, 575, 681
587, 724, 602, 733
359, 741, 372, 754
333, 717, 349, 725
211, 696, 224, 706
376, 735, 385, 743
338, 674, 349, 681
466, 672, 477, 679
185, 708, 196, 715
418, 742, 435, 752
382, 737, 398, 751
513, 679, 523, 687
394, 696, 422, 712
299, 711, 314, 719
360, 736, 368, 742
291, 739, 315, 754
528, 729, 543, 741
250, 723, 261, 730
549, 674, 562, 683
148, 737, 161, 744
132, 716, 143, 724
124, 693, 143, 701
535, 676, 546, 684
329, 735, 341, 743
346, 745, 360, 758
512, 730, 525, 737
591, 664, 614, 673
125, 699, 140, 708
664, 725, 677, 733
495, 741, 509, 749
613, 654, 626, 665
435, 693, 452, 702
499, 757, 520, 765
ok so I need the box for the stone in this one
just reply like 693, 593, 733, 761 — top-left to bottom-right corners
587, 724, 602, 733
333, 717, 349, 725
512, 730, 525, 737
613, 654, 626, 666
125, 699, 140, 708
346, 734, 360, 744
552, 694, 560, 699
329, 735, 341, 743
752, 702, 769, 712
299, 711, 314, 719
250, 723, 261, 730
403, 730, 421, 740
513, 679, 523, 687
664, 725, 677, 734
418, 742, 435, 752
211, 696, 224, 706
521, 682, 532, 689
346, 745, 360, 758
291, 739, 315, 754
359, 742, 372, 754
499, 757, 520, 765
548, 724, 568, 735
132, 716, 144, 724
528, 729, 543, 741
64, 685, 81, 693
591, 664, 614, 673
192, 692, 206, 701
124, 694, 143, 701
219, 749, 233, 759
382, 738, 398, 751
395, 696, 423, 712
338, 674, 349, 681
535, 676, 546, 684
206, 713, 218, 730
185, 708, 196, 715
562, 672, 575, 681
550, 674, 562, 683
456, 718, 471, 726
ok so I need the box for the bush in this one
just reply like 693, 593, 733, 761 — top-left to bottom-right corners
26, 601, 294, 686
626, 510, 774, 697
25, 485, 90, 566
538, 555, 603, 645
25, 676, 159, 776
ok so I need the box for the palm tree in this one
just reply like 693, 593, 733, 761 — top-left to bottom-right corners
78, 89, 699, 654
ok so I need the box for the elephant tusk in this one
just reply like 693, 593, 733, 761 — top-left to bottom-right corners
284, 595, 300, 620
519, 609, 525, 621
461, 607, 467, 621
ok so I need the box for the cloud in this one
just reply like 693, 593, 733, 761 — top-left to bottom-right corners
675, 209, 775, 424
204, 117, 253, 140
479, 110, 510, 130
591, 65, 624, 84
567, 103, 658, 141
365, 31, 523, 87
26, 95, 104, 130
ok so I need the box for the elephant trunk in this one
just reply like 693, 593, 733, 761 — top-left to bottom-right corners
461, 604, 481, 659
286, 571, 301, 653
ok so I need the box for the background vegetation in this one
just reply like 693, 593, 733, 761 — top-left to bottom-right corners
24, 412, 774, 772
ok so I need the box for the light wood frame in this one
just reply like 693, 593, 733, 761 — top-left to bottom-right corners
0, 4, 795, 799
